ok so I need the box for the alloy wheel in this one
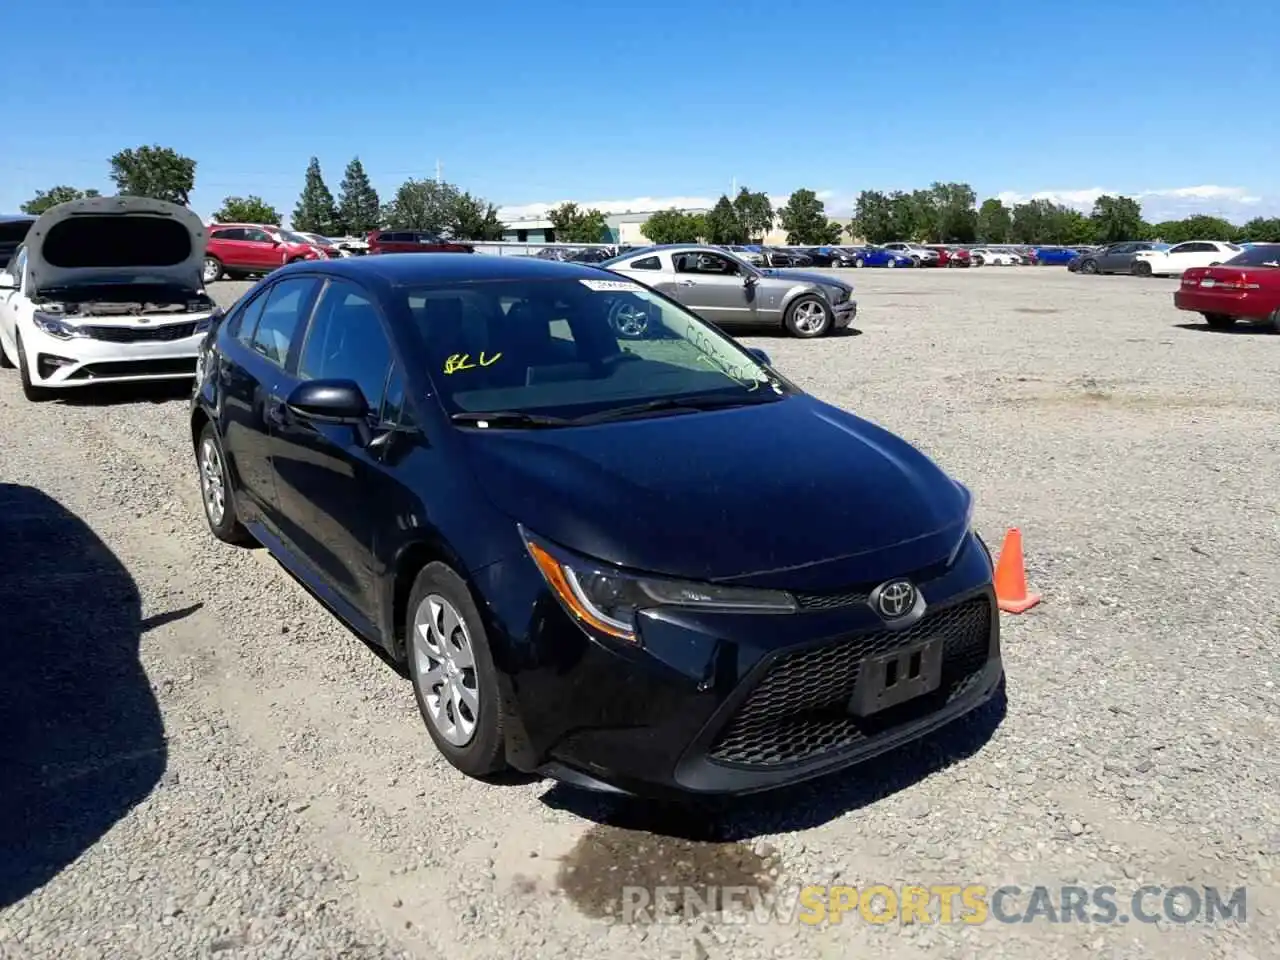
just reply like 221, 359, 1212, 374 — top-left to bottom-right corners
791, 299, 828, 335
199, 437, 226, 527
412, 594, 480, 747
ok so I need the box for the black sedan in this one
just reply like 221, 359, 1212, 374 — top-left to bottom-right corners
189, 254, 1003, 798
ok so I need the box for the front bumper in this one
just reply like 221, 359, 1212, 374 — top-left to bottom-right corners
478, 531, 1000, 798
832, 299, 857, 328
20, 316, 206, 388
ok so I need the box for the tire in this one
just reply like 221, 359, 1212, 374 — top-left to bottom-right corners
1271, 308, 1280, 334
16, 332, 54, 402
854, 258, 865, 268
1131, 261, 1153, 277
405, 562, 508, 778
783, 295, 833, 338
608, 299, 650, 338
886, 258, 897, 268
1081, 259, 1099, 275
202, 257, 223, 284
0, 336, 13, 369
1203, 313, 1236, 330
196, 422, 254, 545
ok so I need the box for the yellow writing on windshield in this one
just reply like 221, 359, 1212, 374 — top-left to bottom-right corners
444, 352, 502, 374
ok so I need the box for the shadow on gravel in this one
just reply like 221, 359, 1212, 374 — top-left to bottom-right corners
51, 380, 193, 406
1174, 322, 1276, 336
542, 679, 1007, 843
0, 483, 175, 908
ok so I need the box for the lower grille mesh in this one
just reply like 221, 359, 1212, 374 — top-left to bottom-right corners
708, 596, 992, 767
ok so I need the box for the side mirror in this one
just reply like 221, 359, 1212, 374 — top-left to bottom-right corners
286, 379, 369, 424
747, 347, 772, 366
743, 273, 758, 286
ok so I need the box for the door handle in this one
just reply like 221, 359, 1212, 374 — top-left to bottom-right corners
677, 279, 696, 286
265, 402, 290, 427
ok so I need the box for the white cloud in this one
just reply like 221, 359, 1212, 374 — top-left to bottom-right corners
993, 184, 1268, 221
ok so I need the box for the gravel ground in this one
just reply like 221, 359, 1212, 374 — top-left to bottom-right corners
1, 266, 1277, 960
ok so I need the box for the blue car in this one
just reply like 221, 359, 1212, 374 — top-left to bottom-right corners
1031, 247, 1080, 266
847, 246, 916, 268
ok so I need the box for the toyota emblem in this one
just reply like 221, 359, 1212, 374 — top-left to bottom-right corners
875, 580, 917, 620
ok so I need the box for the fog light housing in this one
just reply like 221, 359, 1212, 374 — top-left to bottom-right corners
37, 354, 76, 378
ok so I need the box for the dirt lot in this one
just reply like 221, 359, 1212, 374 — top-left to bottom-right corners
1, 267, 1277, 960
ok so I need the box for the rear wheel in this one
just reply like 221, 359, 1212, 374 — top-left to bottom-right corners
1203, 313, 1236, 330
886, 258, 897, 268
1131, 261, 1153, 277
784, 295, 832, 338
197, 422, 254, 545
854, 258, 865, 268
202, 257, 223, 284
1270, 308, 1280, 334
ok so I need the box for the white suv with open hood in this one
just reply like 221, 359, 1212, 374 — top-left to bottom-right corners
0, 196, 219, 401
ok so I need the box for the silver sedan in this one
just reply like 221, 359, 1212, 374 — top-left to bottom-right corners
600, 244, 856, 338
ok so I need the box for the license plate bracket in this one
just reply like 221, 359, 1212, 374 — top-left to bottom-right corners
848, 638, 945, 716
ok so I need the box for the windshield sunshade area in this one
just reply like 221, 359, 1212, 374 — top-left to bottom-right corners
399, 277, 784, 422
40, 215, 193, 268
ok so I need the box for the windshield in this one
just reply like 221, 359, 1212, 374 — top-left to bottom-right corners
401, 277, 787, 422
1225, 244, 1280, 267
278, 230, 313, 245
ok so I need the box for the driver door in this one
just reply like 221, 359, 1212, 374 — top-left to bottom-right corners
671, 251, 757, 327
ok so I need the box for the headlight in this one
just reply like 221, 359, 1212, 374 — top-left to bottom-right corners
32, 313, 85, 340
521, 529, 797, 643
194, 308, 222, 335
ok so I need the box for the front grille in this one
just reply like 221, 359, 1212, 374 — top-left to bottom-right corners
794, 589, 870, 611
67, 358, 197, 380
708, 596, 992, 767
82, 321, 198, 343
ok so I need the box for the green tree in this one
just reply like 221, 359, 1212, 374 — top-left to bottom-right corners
929, 182, 977, 242
887, 191, 919, 241
547, 202, 608, 243
1240, 217, 1280, 242
1055, 208, 1097, 245
976, 199, 1012, 243
641, 208, 705, 244
336, 157, 381, 236
732, 188, 773, 242
905, 189, 940, 241
702, 195, 746, 244
1168, 214, 1238, 242
778, 188, 837, 245
1010, 200, 1052, 243
1090, 195, 1147, 243
448, 191, 505, 240
293, 157, 341, 234
108, 145, 196, 205
850, 191, 894, 244
212, 195, 281, 225
383, 179, 459, 233
20, 186, 101, 216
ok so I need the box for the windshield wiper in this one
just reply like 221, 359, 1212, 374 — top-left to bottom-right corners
451, 411, 572, 428
569, 392, 782, 425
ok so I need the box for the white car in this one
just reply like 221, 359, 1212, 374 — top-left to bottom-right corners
0, 196, 218, 401
1130, 240, 1242, 277
969, 247, 1018, 266
882, 241, 941, 265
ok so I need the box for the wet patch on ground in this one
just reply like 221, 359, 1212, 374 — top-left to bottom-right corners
556, 821, 780, 922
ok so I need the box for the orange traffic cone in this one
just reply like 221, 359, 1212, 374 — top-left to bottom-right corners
994, 527, 1041, 614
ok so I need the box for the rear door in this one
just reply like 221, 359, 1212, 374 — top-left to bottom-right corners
213, 275, 322, 527
268, 278, 397, 620
671, 250, 758, 327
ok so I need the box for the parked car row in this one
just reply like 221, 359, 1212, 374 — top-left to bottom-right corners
1067, 240, 1245, 277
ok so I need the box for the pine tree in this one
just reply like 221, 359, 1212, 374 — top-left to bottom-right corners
337, 157, 381, 236
292, 157, 340, 235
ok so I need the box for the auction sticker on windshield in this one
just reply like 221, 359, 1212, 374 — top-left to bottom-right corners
579, 279, 643, 292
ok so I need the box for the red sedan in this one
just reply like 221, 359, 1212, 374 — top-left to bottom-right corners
1174, 244, 1280, 331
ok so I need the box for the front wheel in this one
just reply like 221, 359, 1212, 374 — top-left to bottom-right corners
1203, 313, 1236, 330
0, 335, 14, 369
197, 422, 254, 545
16, 332, 54, 402
784, 295, 833, 338
608, 300, 650, 338
854, 258, 865, 268
1081, 260, 1098, 275
406, 563, 508, 778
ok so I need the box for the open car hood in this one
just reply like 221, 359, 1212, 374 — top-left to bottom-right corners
23, 196, 208, 296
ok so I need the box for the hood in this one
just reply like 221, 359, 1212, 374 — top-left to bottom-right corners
24, 196, 207, 296
760, 268, 853, 294
461, 395, 971, 592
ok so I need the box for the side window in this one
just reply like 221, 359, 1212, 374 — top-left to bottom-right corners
629, 256, 661, 270
249, 277, 319, 366
227, 286, 269, 340
212, 228, 244, 242
1167, 243, 1190, 254
379, 366, 414, 427
674, 252, 739, 276
298, 280, 392, 409
244, 228, 273, 243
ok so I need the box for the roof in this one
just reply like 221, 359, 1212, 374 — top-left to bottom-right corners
274, 251, 619, 287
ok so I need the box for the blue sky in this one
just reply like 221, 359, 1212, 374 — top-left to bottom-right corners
5, 0, 1278, 225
